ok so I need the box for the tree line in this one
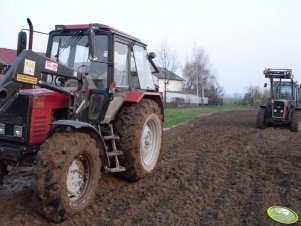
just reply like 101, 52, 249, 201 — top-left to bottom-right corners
154, 40, 271, 107
238, 86, 269, 106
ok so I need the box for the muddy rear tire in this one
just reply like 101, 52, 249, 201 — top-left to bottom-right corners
0, 161, 8, 185
256, 107, 267, 129
290, 110, 301, 132
32, 131, 101, 222
114, 99, 163, 181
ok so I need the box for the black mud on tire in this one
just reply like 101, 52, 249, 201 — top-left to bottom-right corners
290, 110, 301, 132
114, 99, 163, 182
0, 161, 8, 185
256, 108, 266, 129
32, 132, 101, 222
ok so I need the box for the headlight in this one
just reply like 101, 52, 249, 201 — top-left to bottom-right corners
274, 109, 277, 112
13, 125, 23, 137
0, 123, 5, 135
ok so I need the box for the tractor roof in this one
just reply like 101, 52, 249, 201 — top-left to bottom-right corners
264, 68, 293, 79
54, 23, 143, 44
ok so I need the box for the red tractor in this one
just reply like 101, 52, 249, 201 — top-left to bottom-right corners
0, 19, 163, 222
256, 68, 301, 131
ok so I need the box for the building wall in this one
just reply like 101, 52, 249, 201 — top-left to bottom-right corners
158, 79, 184, 92
165, 91, 208, 104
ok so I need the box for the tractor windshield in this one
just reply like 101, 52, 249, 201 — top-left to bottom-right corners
273, 81, 293, 100
49, 33, 109, 89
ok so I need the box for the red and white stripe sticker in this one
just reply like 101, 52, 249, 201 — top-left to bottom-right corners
45, 60, 58, 72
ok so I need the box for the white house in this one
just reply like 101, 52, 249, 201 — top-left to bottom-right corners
153, 67, 208, 105
154, 67, 185, 93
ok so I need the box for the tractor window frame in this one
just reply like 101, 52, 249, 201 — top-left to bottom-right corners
273, 81, 294, 100
132, 44, 155, 90
113, 39, 130, 88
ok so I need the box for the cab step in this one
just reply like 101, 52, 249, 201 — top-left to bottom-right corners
105, 166, 126, 173
103, 135, 120, 141
106, 149, 123, 157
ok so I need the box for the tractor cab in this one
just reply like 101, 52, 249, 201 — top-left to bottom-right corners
272, 80, 294, 100
44, 24, 157, 92
40, 24, 159, 123
264, 69, 294, 100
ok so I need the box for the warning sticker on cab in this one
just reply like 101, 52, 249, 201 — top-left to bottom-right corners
16, 74, 38, 84
45, 60, 58, 72
24, 59, 36, 75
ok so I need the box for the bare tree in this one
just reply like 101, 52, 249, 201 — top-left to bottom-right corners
155, 39, 179, 107
183, 45, 215, 104
242, 85, 262, 106
206, 80, 224, 98
261, 89, 269, 105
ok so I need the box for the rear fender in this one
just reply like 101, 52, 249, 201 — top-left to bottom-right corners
50, 120, 106, 156
126, 91, 164, 121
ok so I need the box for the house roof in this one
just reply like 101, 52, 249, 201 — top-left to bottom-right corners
155, 67, 184, 81
0, 48, 17, 65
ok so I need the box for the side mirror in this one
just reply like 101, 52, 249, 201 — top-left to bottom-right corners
17, 31, 27, 56
148, 52, 156, 60
88, 29, 97, 61
264, 83, 267, 88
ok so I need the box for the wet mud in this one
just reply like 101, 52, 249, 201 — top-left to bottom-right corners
1, 110, 301, 225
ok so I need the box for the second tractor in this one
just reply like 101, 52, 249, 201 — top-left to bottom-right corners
256, 68, 301, 131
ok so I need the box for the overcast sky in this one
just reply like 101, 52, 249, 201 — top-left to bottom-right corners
1, 0, 300, 96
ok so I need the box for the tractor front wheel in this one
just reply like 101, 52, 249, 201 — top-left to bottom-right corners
256, 107, 267, 129
290, 110, 301, 132
32, 131, 101, 222
0, 161, 8, 185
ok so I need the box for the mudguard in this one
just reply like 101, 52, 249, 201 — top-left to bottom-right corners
50, 120, 106, 153
126, 91, 164, 120
51, 120, 97, 131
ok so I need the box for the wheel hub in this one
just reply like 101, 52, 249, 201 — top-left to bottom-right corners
143, 125, 152, 151
66, 157, 85, 202
141, 120, 158, 166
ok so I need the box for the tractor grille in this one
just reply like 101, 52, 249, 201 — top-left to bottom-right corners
31, 115, 48, 141
273, 101, 285, 118
0, 95, 31, 144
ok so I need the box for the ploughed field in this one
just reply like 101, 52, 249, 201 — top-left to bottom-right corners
1, 110, 301, 225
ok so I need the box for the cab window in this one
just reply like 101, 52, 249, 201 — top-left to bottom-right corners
133, 45, 155, 90
114, 41, 129, 88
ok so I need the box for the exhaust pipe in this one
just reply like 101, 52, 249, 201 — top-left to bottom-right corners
27, 18, 33, 50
